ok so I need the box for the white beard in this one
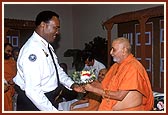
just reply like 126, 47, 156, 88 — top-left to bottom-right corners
113, 57, 120, 63
113, 57, 117, 62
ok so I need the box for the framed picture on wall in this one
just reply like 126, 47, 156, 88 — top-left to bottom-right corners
11, 36, 18, 47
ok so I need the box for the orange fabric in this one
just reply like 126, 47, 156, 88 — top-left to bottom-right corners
119, 105, 144, 111
72, 92, 102, 111
4, 59, 17, 111
99, 54, 154, 111
4, 86, 15, 111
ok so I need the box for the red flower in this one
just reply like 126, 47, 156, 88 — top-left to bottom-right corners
82, 73, 91, 77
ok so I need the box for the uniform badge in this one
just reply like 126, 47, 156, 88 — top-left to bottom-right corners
28, 54, 37, 62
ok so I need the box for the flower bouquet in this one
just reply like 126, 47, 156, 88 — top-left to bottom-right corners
70, 69, 96, 85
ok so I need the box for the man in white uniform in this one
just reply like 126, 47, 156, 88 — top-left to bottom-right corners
13, 10, 84, 111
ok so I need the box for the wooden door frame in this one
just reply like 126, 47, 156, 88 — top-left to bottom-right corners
102, 5, 164, 68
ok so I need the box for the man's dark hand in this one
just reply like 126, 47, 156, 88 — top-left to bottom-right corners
71, 83, 85, 93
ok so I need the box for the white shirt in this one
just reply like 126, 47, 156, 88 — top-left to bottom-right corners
83, 59, 106, 79
13, 31, 74, 111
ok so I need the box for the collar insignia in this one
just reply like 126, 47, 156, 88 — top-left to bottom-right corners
42, 49, 48, 57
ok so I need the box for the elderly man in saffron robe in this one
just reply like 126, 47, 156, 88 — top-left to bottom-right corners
84, 37, 154, 111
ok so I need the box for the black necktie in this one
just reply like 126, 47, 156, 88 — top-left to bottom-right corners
48, 44, 60, 86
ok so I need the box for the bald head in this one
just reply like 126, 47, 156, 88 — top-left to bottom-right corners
110, 37, 132, 63
112, 37, 131, 54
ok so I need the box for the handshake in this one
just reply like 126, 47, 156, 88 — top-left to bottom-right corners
71, 80, 101, 94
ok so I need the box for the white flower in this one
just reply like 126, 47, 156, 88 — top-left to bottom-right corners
70, 69, 96, 84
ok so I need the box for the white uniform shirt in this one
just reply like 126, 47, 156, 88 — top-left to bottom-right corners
83, 59, 106, 79
13, 31, 74, 111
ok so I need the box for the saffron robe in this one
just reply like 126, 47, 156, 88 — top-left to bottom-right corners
72, 92, 102, 111
4, 59, 17, 111
99, 54, 154, 111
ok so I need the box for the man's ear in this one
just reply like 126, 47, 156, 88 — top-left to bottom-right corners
122, 47, 127, 55
40, 22, 45, 28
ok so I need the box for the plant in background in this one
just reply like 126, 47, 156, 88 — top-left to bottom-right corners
84, 36, 108, 67
64, 36, 108, 70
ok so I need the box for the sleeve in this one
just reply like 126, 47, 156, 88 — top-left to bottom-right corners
99, 62, 106, 69
83, 64, 91, 71
21, 48, 57, 111
53, 54, 74, 90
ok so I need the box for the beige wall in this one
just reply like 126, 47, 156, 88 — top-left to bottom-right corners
3, 3, 163, 71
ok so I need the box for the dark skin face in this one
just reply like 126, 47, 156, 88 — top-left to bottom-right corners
36, 16, 60, 43
35, 16, 85, 93
4, 45, 13, 60
85, 58, 94, 66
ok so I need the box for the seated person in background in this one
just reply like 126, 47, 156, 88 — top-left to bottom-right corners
59, 63, 78, 101
4, 43, 17, 111
82, 50, 106, 80
59, 63, 68, 74
70, 68, 107, 111
12, 47, 20, 61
